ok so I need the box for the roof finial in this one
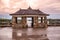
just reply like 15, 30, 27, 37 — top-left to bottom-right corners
28, 6, 32, 10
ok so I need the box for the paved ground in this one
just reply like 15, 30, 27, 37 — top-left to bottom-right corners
0, 26, 60, 40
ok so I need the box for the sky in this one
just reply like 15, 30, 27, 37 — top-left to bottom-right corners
0, 0, 60, 14
0, 0, 60, 19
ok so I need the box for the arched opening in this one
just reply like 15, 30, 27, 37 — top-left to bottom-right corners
27, 17, 32, 28
17, 17, 22, 24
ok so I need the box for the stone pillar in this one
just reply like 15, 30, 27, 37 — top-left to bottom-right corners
41, 17, 43, 23
12, 17, 17, 28
33, 16, 38, 28
32, 17, 34, 27
22, 16, 27, 28
44, 16, 47, 28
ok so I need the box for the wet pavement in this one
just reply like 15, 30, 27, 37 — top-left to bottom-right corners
0, 26, 60, 40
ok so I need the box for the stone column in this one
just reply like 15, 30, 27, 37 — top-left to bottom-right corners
44, 16, 47, 28
32, 17, 34, 27
22, 16, 27, 28
12, 17, 17, 28
33, 16, 38, 28
41, 17, 43, 23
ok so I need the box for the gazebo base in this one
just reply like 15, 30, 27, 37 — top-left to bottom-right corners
12, 26, 47, 29
12, 23, 47, 29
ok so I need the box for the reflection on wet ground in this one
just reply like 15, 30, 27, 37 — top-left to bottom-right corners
12, 28, 48, 40
0, 27, 60, 40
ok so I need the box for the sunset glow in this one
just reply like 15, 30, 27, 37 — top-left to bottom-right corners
0, 0, 60, 14
26, 0, 34, 7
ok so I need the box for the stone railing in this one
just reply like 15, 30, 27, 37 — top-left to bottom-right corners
38, 23, 45, 28
14, 23, 28, 28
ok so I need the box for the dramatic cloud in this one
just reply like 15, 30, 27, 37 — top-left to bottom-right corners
0, 0, 60, 14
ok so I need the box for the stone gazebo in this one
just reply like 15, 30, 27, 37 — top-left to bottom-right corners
10, 7, 49, 28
